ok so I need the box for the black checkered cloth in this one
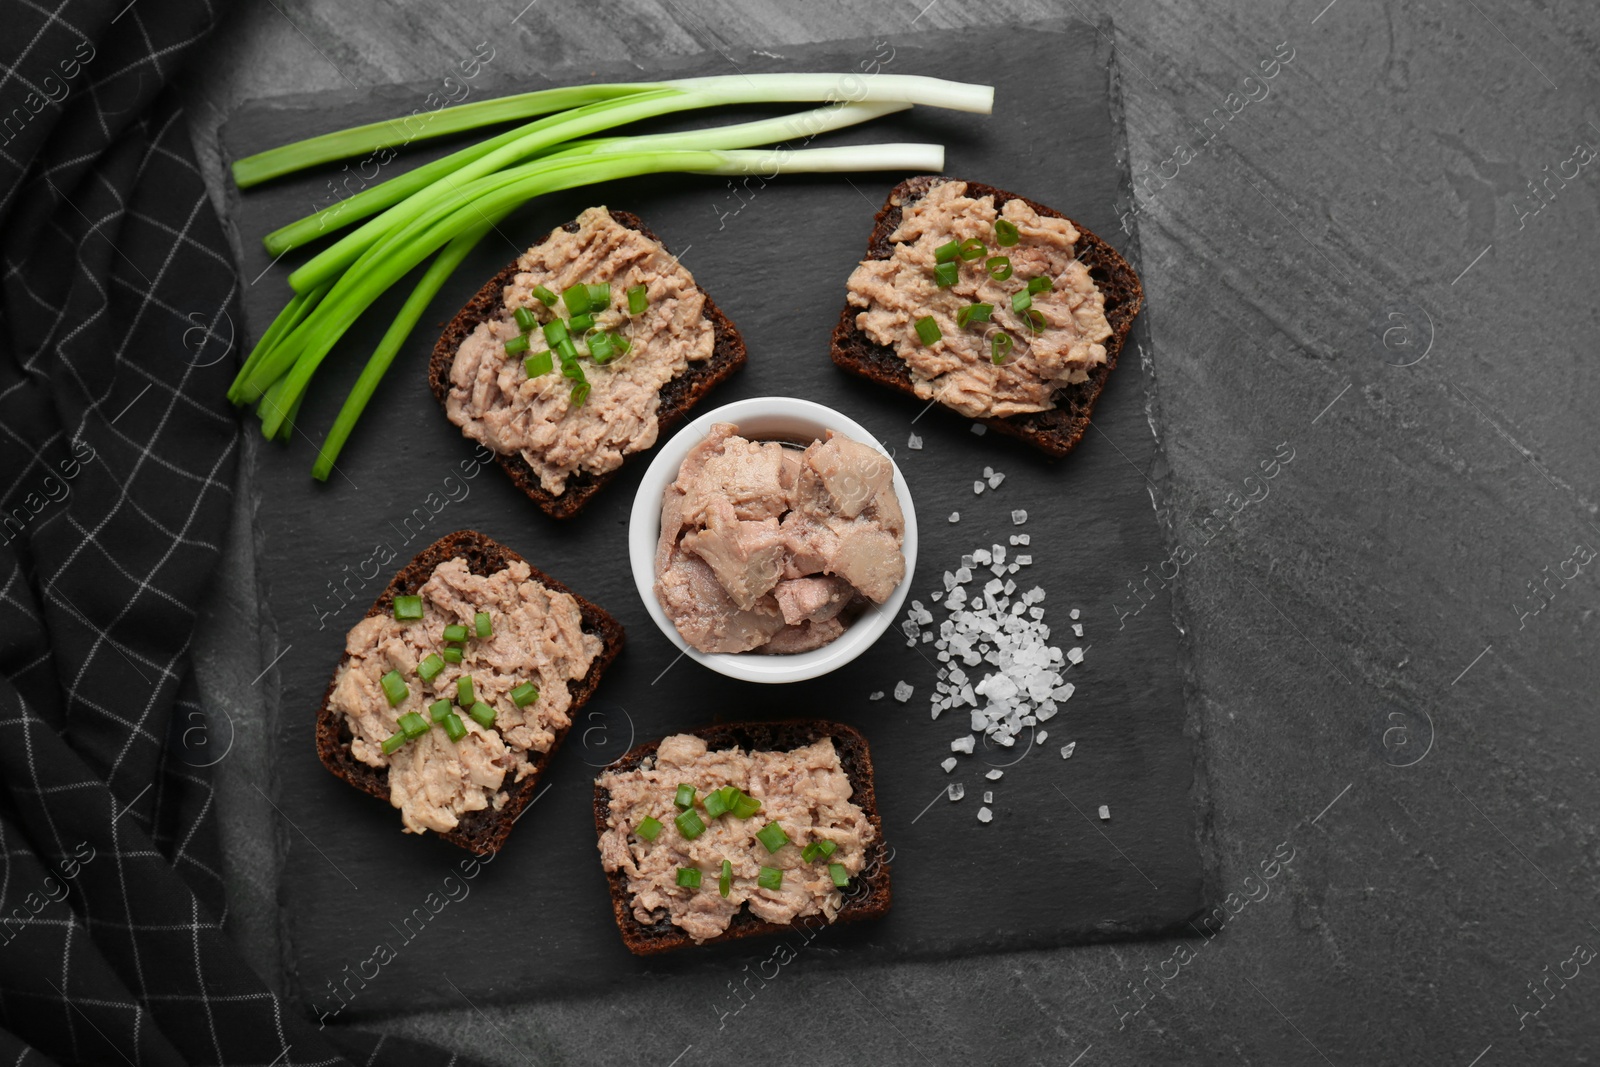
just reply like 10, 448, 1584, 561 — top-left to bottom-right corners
0, 3, 476, 1064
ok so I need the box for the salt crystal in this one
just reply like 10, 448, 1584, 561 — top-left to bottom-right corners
986, 769, 1003, 780
1036, 729, 1048, 743
983, 791, 994, 804
908, 433, 923, 450
971, 424, 987, 436
923, 632, 933, 643
894, 680, 914, 702
988, 471, 1006, 489
983, 466, 993, 477
1067, 648, 1084, 665
948, 511, 960, 523
977, 806, 993, 823
1016, 554, 1032, 566
948, 783, 965, 802
1069, 607, 1079, 619
1011, 509, 1028, 525
1060, 742, 1076, 759
1098, 804, 1111, 821
1072, 623, 1083, 637
1009, 535, 1021, 546
973, 481, 985, 495
951, 735, 975, 754
869, 691, 884, 701
941, 757, 957, 773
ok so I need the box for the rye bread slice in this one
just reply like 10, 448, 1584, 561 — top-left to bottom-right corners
428, 209, 747, 519
593, 720, 892, 955
315, 529, 624, 854
830, 176, 1145, 457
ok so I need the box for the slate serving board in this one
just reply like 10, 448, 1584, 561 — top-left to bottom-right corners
219, 21, 1209, 1016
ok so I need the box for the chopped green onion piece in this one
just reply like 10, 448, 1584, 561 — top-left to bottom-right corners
587, 330, 615, 362
381, 732, 408, 755
569, 311, 595, 334
468, 701, 495, 728
675, 809, 706, 840
719, 859, 732, 897
570, 381, 591, 406
703, 788, 732, 819
456, 675, 474, 706
442, 711, 467, 742
380, 670, 408, 707
755, 821, 790, 853
914, 316, 942, 346
510, 682, 539, 707
474, 612, 492, 638
675, 784, 696, 810
932, 261, 959, 287
730, 792, 762, 819
398, 711, 429, 739
958, 237, 986, 261
613, 334, 632, 358
503, 334, 530, 355
1024, 308, 1047, 333
757, 866, 783, 891
392, 595, 423, 621
1027, 276, 1053, 294
587, 282, 611, 309
442, 624, 469, 642
717, 785, 739, 809
635, 816, 663, 841
441, 647, 463, 664
542, 318, 569, 345
956, 302, 994, 328
562, 283, 591, 315
801, 839, 838, 863
991, 331, 1013, 364
428, 699, 452, 723
557, 338, 582, 370
994, 218, 1020, 246
676, 867, 702, 888
416, 653, 445, 682
986, 255, 1013, 281
627, 284, 648, 314
1011, 290, 1032, 313
532, 284, 557, 307
828, 862, 850, 887
934, 239, 960, 263
525, 351, 553, 378
513, 306, 537, 332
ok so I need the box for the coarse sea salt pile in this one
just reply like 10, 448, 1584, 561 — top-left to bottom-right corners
904, 540, 1084, 822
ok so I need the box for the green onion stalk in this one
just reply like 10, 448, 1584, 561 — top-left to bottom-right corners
225, 75, 992, 479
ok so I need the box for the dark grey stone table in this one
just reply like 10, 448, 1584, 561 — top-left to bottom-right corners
180, 1, 1600, 1064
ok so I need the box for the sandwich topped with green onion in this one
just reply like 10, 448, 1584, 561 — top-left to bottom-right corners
317, 530, 622, 853
430, 206, 746, 519
832, 176, 1144, 457
594, 721, 891, 953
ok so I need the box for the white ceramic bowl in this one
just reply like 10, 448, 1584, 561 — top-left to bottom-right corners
628, 396, 918, 684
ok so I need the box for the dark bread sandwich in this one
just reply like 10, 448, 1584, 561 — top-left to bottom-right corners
316, 529, 623, 854
430, 207, 746, 519
594, 720, 891, 955
830, 175, 1144, 457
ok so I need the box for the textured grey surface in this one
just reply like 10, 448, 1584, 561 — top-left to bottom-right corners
182, 1, 1600, 1065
